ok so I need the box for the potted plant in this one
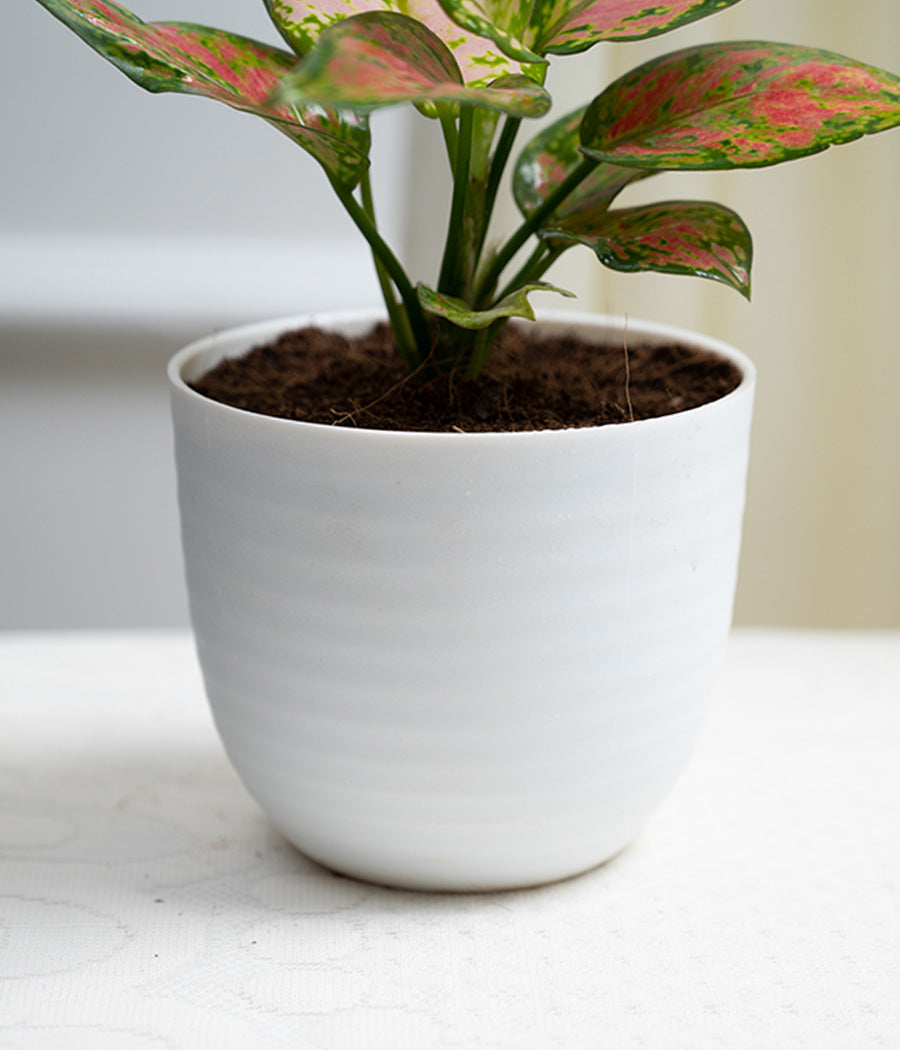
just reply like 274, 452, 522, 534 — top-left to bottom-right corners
33, 0, 900, 890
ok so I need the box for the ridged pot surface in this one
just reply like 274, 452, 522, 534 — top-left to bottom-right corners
169, 311, 755, 891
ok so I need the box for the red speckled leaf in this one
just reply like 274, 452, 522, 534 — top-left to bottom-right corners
513, 106, 653, 219
537, 0, 744, 53
546, 200, 753, 296
266, 0, 527, 87
581, 42, 900, 170
437, 0, 743, 62
273, 12, 550, 115
34, 0, 370, 186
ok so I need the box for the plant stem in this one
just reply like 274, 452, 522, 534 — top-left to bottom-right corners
332, 176, 430, 370
467, 244, 563, 379
465, 321, 503, 378
494, 242, 564, 303
437, 104, 458, 169
474, 156, 597, 305
480, 116, 520, 250
437, 105, 474, 295
359, 172, 416, 356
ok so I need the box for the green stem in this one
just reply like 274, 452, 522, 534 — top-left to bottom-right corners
467, 244, 564, 379
359, 172, 415, 356
437, 104, 458, 169
474, 156, 598, 304
437, 105, 474, 295
481, 116, 520, 249
332, 177, 430, 370
494, 242, 563, 303
465, 322, 501, 378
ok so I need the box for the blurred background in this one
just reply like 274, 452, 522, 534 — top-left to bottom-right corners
2, 0, 899, 629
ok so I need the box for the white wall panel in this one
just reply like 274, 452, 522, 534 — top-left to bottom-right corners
0, 0, 407, 627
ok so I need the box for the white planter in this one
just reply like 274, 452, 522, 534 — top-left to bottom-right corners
169, 310, 755, 891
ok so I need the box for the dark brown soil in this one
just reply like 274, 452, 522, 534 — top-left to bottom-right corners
190, 321, 742, 433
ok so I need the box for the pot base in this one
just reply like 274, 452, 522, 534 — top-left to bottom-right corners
235, 759, 684, 893
276, 824, 636, 894
294, 841, 632, 894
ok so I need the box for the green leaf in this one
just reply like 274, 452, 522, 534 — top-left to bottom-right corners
436, 0, 743, 62
514, 106, 652, 219
581, 42, 900, 170
273, 12, 551, 116
418, 281, 574, 328
33, 0, 370, 187
545, 201, 753, 297
266, 0, 527, 87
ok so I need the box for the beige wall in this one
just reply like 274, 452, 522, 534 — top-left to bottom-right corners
485, 0, 900, 627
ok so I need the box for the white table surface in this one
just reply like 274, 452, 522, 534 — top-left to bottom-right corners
1, 630, 898, 1049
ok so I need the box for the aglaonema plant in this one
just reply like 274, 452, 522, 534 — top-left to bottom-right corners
34, 0, 900, 376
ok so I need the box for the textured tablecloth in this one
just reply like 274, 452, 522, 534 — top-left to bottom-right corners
1, 630, 898, 1049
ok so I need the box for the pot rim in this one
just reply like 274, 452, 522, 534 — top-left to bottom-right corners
168, 308, 756, 440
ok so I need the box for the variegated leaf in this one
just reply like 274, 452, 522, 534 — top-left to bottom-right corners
34, 0, 370, 186
437, 0, 743, 63
545, 201, 752, 296
273, 12, 550, 116
266, 0, 526, 87
581, 42, 900, 170
418, 281, 573, 327
513, 106, 652, 219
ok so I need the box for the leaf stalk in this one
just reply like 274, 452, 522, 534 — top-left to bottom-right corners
474, 155, 598, 304
332, 176, 430, 369
438, 105, 475, 295
359, 172, 417, 357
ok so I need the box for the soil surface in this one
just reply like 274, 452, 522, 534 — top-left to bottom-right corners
190, 321, 742, 433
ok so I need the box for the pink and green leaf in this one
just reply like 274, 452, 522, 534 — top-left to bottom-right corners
266, 0, 528, 87
272, 12, 550, 116
581, 42, 900, 170
429, 0, 542, 65
33, 0, 371, 187
513, 106, 653, 219
418, 281, 573, 328
436, 0, 743, 62
545, 201, 752, 296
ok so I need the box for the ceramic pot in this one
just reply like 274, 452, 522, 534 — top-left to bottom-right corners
168, 310, 755, 891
